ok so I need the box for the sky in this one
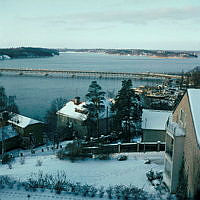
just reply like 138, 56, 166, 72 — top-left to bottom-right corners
0, 0, 200, 50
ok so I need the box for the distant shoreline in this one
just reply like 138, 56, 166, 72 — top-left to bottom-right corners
60, 51, 195, 59
149, 55, 192, 59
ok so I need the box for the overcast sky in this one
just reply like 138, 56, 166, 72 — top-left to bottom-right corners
0, 0, 200, 50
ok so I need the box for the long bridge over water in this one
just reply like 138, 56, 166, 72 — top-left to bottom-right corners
0, 68, 181, 80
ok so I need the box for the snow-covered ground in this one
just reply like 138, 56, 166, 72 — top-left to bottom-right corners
0, 144, 166, 199
0, 189, 101, 200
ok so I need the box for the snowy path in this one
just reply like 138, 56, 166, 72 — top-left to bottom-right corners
0, 189, 101, 200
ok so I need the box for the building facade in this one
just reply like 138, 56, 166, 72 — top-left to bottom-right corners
164, 89, 200, 199
57, 97, 113, 138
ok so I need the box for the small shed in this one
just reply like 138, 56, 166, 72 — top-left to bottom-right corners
8, 114, 45, 148
142, 109, 172, 142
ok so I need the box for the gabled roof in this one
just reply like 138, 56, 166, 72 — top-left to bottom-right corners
0, 125, 18, 141
57, 99, 113, 121
187, 89, 200, 146
142, 109, 172, 130
57, 101, 87, 121
8, 114, 43, 128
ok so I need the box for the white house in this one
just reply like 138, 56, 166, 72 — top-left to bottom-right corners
56, 97, 113, 138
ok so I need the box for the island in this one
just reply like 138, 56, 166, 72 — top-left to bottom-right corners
58, 48, 198, 59
0, 47, 59, 60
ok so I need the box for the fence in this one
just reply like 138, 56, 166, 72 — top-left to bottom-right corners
82, 141, 165, 154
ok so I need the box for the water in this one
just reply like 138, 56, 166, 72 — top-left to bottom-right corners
0, 52, 199, 73
0, 53, 199, 120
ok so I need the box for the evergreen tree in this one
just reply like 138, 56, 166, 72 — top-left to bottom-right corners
112, 79, 142, 141
84, 81, 105, 137
0, 86, 19, 113
0, 86, 19, 156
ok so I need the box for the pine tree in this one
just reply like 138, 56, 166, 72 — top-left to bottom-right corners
0, 86, 19, 113
112, 79, 142, 141
84, 81, 105, 138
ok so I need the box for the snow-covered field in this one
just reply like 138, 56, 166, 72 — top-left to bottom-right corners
0, 145, 166, 199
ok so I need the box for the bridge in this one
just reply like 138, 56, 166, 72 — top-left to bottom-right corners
0, 68, 181, 80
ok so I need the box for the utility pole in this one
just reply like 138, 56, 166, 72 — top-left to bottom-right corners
0, 113, 6, 160
2, 126, 5, 156
106, 106, 109, 135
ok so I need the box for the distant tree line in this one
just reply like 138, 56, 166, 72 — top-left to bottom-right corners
0, 47, 59, 59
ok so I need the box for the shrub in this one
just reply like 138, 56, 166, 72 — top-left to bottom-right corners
114, 185, 121, 199
1, 154, 13, 164
65, 142, 82, 161
90, 186, 98, 197
8, 163, 12, 169
81, 184, 90, 196
56, 149, 68, 160
31, 150, 35, 154
56, 141, 91, 162
4, 171, 157, 200
36, 159, 43, 166
96, 153, 110, 160
17, 182, 22, 190
117, 155, 128, 161
20, 156, 25, 165
99, 186, 105, 198
54, 181, 63, 194
106, 186, 113, 199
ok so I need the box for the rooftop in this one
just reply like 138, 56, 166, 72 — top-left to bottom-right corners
142, 109, 172, 130
8, 114, 43, 128
57, 98, 113, 121
57, 101, 87, 121
188, 89, 200, 146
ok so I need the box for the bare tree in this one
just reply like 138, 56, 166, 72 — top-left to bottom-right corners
45, 97, 67, 146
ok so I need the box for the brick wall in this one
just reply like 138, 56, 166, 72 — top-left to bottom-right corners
173, 93, 200, 198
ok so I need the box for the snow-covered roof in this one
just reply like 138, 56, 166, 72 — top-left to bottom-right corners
188, 89, 200, 146
57, 99, 113, 121
8, 114, 43, 128
142, 109, 172, 130
0, 125, 18, 141
57, 101, 88, 121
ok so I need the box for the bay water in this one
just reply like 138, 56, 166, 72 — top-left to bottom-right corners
0, 53, 199, 120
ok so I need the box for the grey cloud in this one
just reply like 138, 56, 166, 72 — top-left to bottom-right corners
19, 6, 200, 26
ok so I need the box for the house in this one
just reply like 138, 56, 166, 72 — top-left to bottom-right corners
8, 113, 45, 148
0, 125, 19, 153
56, 97, 113, 138
163, 89, 200, 199
142, 109, 172, 142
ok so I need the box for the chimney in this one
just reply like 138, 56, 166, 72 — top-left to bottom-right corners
74, 96, 80, 105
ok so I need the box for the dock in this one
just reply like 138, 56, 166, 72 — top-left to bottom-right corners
0, 68, 181, 80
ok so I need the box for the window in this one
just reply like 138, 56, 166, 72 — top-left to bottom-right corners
165, 160, 172, 178
179, 109, 186, 128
